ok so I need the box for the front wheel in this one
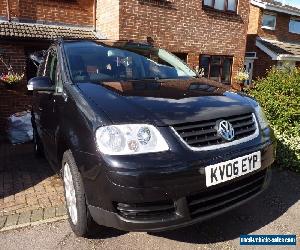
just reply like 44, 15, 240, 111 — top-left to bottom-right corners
62, 150, 96, 237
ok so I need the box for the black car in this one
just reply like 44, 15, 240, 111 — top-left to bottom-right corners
28, 39, 276, 237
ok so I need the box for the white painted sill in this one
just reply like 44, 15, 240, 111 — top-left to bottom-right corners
261, 26, 276, 31
289, 30, 300, 35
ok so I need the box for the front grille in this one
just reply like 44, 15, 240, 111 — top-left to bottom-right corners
172, 112, 256, 148
115, 201, 175, 220
187, 170, 266, 219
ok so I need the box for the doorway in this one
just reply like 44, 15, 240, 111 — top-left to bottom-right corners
244, 58, 254, 85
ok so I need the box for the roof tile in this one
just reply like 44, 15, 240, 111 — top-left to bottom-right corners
0, 21, 99, 40
258, 37, 300, 56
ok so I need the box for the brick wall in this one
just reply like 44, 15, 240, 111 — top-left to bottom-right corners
246, 34, 275, 80
248, 4, 260, 35
2, 0, 18, 19
96, 0, 119, 39
245, 45, 278, 81
251, 44, 277, 80
247, 4, 300, 47
1, 0, 93, 27
257, 8, 300, 43
255, 47, 276, 78
98, 0, 251, 85
0, 43, 31, 134
0, 0, 7, 18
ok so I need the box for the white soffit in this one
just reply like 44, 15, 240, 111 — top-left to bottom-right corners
251, 0, 300, 17
256, 38, 300, 61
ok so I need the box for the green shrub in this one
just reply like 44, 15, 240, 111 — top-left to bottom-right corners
247, 67, 300, 172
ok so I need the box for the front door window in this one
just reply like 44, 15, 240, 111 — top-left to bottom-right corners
244, 59, 254, 85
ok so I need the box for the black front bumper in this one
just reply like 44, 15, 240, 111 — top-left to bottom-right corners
88, 168, 271, 232
81, 141, 275, 232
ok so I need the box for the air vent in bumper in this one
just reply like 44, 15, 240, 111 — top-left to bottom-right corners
115, 201, 175, 220
187, 169, 266, 218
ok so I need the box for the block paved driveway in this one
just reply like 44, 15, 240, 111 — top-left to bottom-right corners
0, 142, 65, 217
0, 141, 299, 249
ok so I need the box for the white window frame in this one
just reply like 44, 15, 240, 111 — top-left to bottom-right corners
245, 52, 257, 59
203, 0, 238, 13
261, 12, 277, 30
289, 18, 300, 34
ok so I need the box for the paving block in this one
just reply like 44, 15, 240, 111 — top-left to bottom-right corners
5, 214, 19, 227
0, 216, 7, 229
31, 208, 43, 222
18, 210, 32, 225
3, 196, 15, 204
44, 207, 56, 220
56, 205, 67, 217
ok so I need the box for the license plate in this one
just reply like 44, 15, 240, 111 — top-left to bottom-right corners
205, 151, 261, 187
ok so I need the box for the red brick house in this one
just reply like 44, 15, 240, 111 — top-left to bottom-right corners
98, 0, 250, 87
0, 0, 251, 135
0, 0, 104, 133
246, 0, 300, 83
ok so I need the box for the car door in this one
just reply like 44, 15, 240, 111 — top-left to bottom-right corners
39, 47, 62, 168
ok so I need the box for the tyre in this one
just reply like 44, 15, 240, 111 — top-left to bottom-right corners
62, 150, 95, 237
33, 127, 44, 157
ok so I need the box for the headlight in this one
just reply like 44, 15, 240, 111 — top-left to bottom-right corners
95, 124, 169, 155
254, 105, 269, 129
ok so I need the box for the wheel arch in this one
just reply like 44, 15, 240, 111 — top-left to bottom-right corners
56, 134, 71, 171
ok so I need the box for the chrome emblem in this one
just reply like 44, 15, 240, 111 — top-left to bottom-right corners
217, 120, 235, 141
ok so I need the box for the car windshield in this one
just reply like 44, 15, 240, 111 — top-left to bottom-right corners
64, 41, 196, 83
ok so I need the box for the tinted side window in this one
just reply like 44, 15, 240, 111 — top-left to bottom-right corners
55, 65, 63, 93
45, 50, 58, 85
37, 60, 46, 77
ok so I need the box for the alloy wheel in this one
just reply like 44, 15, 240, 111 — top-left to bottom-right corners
63, 162, 78, 225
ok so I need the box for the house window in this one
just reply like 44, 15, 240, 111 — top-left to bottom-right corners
289, 19, 300, 34
172, 52, 187, 63
245, 52, 257, 58
262, 13, 276, 30
203, 0, 238, 12
200, 55, 233, 84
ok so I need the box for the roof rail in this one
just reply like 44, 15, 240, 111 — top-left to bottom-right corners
52, 38, 155, 48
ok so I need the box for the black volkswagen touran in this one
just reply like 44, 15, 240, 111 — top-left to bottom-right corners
28, 40, 276, 237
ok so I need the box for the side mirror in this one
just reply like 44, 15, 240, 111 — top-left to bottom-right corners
27, 76, 55, 92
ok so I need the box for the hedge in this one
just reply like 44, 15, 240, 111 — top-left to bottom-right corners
246, 66, 300, 172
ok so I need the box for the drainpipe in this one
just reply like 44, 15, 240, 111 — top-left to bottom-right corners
93, 0, 97, 32
6, 0, 11, 22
